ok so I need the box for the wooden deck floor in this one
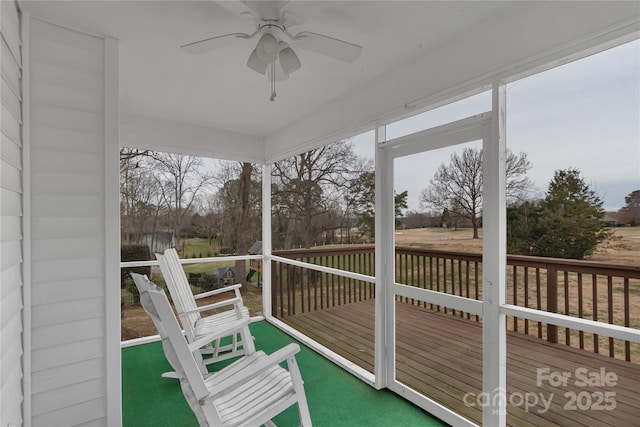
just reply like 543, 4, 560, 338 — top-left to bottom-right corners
280, 299, 639, 427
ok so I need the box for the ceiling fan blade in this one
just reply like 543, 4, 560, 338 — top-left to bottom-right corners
181, 33, 252, 54
242, 1, 289, 21
294, 31, 362, 63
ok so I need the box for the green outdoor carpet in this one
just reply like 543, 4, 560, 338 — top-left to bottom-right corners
122, 321, 447, 427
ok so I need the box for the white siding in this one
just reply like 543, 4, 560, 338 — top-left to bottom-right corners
0, 0, 24, 426
29, 18, 112, 426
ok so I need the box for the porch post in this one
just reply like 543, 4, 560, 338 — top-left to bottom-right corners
262, 163, 272, 317
482, 82, 507, 426
374, 124, 394, 389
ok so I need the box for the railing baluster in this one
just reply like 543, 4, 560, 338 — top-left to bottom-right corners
592, 274, 599, 354
513, 265, 518, 332
524, 266, 529, 334
474, 261, 479, 322
608, 275, 614, 358
578, 273, 584, 350
536, 268, 542, 339
546, 264, 558, 343
624, 277, 630, 362
443, 257, 448, 314
564, 271, 570, 345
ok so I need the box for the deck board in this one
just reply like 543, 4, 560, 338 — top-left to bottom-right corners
280, 298, 639, 427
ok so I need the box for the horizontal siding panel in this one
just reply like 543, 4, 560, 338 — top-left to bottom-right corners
32, 79, 103, 114
32, 397, 106, 427
1, 3, 22, 68
31, 125, 103, 153
31, 105, 104, 135
31, 216, 103, 240
1, 391, 23, 427
31, 337, 105, 372
0, 239, 21, 271
0, 0, 20, 32
1, 38, 21, 95
0, 215, 21, 242
32, 297, 104, 328
32, 237, 104, 262
0, 315, 22, 358
0, 187, 21, 216
31, 277, 104, 305
1, 131, 22, 166
32, 377, 106, 416
2, 76, 22, 121
31, 172, 104, 197
31, 59, 102, 94
33, 317, 104, 350
31, 150, 103, 176
0, 262, 22, 298
32, 357, 105, 394
1, 159, 21, 193
1, 103, 21, 144
31, 194, 103, 217
1, 344, 22, 387
31, 257, 103, 283
0, 281, 22, 326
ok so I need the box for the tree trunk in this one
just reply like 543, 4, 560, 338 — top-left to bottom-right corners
234, 162, 253, 284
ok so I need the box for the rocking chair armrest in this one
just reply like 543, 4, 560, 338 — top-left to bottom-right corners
187, 317, 252, 351
204, 343, 301, 400
182, 297, 243, 315
193, 283, 242, 300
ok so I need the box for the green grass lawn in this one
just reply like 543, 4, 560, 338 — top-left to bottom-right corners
181, 237, 219, 258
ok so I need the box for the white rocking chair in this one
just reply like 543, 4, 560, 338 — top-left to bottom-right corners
156, 248, 257, 365
131, 273, 312, 427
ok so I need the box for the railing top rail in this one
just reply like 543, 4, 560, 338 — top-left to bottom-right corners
121, 254, 260, 268
273, 244, 640, 278
273, 245, 375, 258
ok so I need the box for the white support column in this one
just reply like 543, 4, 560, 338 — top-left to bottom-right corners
21, 11, 33, 426
482, 82, 507, 426
104, 36, 122, 425
262, 163, 273, 317
374, 124, 394, 389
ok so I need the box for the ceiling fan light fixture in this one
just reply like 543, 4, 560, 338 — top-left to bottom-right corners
267, 62, 290, 82
256, 32, 279, 63
247, 48, 268, 74
279, 46, 301, 75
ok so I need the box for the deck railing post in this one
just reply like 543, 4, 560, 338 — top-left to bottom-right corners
546, 264, 558, 343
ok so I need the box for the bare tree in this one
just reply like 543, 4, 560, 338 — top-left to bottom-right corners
420, 147, 533, 239
120, 148, 163, 246
154, 153, 211, 252
273, 141, 362, 249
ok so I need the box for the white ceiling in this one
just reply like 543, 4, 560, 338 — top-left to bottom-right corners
21, 1, 640, 161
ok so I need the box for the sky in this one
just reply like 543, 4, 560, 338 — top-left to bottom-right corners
351, 39, 640, 212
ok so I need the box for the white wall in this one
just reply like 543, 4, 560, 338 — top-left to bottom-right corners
27, 17, 120, 426
1, 1, 24, 425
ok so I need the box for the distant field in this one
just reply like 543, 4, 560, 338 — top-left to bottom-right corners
394, 226, 640, 266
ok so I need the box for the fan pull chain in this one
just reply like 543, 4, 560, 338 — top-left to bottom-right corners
270, 62, 277, 101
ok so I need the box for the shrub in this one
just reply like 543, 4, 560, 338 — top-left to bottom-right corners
121, 244, 151, 287
197, 272, 219, 292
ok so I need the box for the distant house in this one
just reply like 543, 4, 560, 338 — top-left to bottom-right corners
602, 212, 627, 227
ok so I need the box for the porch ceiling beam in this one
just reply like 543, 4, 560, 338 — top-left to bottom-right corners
264, 2, 638, 162
381, 112, 492, 159
120, 114, 265, 162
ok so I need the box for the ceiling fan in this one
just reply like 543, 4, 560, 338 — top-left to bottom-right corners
181, 0, 363, 101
